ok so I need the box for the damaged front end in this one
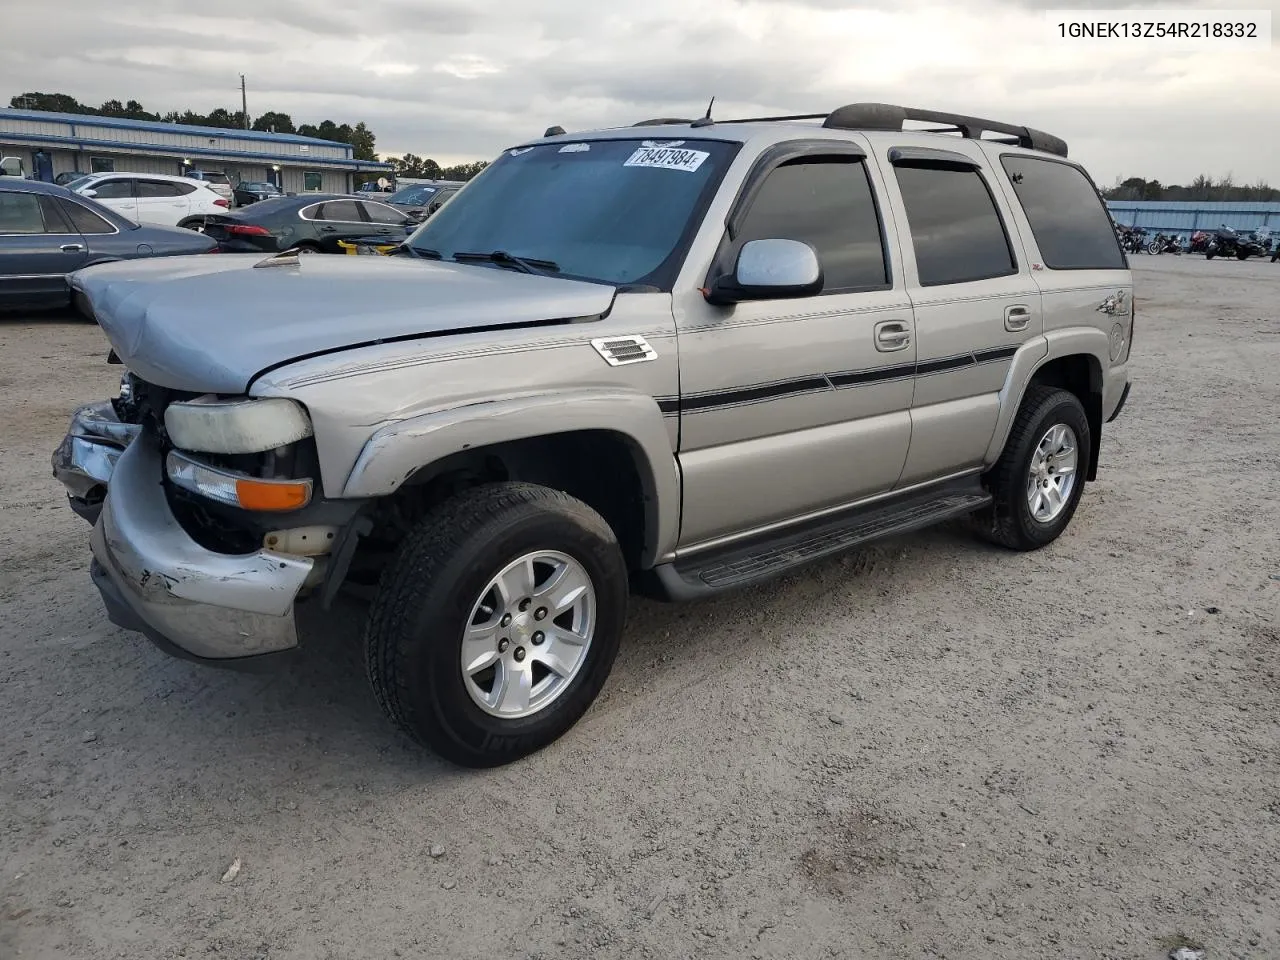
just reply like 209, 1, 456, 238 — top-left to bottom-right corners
51, 368, 368, 665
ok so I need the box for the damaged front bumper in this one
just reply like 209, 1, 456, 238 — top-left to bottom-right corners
53, 403, 314, 663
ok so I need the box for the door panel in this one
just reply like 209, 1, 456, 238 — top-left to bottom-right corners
869, 144, 1044, 487
0, 191, 87, 308
672, 144, 916, 549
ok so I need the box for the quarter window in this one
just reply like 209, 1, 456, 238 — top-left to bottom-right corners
303, 171, 323, 191
0, 191, 47, 234
1001, 156, 1126, 270
59, 199, 115, 234
732, 157, 889, 292
893, 163, 1016, 286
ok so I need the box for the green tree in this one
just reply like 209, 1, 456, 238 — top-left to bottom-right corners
252, 111, 296, 134
9, 91, 89, 113
349, 122, 377, 161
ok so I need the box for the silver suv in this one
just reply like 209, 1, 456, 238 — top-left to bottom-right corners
53, 102, 1133, 768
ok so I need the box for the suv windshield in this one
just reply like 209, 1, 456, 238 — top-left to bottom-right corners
390, 185, 439, 205
407, 138, 739, 287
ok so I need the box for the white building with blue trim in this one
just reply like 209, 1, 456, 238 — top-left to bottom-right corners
0, 108, 393, 193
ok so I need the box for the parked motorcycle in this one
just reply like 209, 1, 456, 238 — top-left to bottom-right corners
1117, 226, 1149, 255
1187, 230, 1212, 254
1205, 226, 1266, 260
1145, 232, 1182, 255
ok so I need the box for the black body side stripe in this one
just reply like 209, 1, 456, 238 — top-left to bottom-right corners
680, 376, 830, 411
656, 344, 1020, 415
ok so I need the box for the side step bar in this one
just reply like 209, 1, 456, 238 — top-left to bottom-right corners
647, 478, 992, 601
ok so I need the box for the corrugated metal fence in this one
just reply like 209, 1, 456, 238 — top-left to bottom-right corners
1106, 200, 1280, 235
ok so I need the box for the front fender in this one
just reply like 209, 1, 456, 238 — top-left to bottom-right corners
341, 388, 681, 565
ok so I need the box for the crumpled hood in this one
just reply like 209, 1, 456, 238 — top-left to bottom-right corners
71, 253, 617, 394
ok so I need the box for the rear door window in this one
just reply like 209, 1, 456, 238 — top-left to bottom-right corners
1000, 156, 1127, 270
320, 200, 363, 222
893, 163, 1017, 286
136, 180, 184, 198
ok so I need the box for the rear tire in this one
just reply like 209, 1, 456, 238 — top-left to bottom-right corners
975, 386, 1092, 551
178, 218, 205, 232
363, 482, 629, 768
291, 242, 320, 255
1236, 249, 1249, 260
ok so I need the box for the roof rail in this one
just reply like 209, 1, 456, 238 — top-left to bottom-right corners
822, 103, 1067, 157
632, 118, 695, 127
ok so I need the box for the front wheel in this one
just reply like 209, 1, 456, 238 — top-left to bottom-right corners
1146, 240, 1161, 255
364, 482, 629, 768
975, 386, 1092, 551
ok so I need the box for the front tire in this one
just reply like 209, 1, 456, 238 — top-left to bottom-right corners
364, 483, 629, 768
975, 386, 1092, 551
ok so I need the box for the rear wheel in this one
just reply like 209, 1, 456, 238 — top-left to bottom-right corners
364, 482, 629, 768
975, 386, 1091, 551
292, 242, 320, 255
1236, 249, 1250, 260
178, 217, 206, 232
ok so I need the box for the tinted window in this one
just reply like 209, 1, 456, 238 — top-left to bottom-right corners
1001, 156, 1126, 270
137, 180, 183, 198
39, 196, 74, 233
320, 200, 362, 222
408, 139, 739, 288
894, 164, 1016, 286
0, 192, 47, 234
90, 157, 115, 173
59, 199, 116, 234
733, 158, 888, 291
362, 201, 407, 225
91, 179, 134, 200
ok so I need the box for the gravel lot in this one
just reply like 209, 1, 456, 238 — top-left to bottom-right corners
1, 255, 1278, 960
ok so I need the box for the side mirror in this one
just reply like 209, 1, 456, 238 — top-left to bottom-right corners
705, 238, 823, 305
81, 188, 98, 198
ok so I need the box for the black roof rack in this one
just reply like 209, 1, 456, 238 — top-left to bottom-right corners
820, 102, 1067, 157
632, 118, 695, 126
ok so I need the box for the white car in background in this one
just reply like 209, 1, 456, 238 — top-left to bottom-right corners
67, 173, 229, 231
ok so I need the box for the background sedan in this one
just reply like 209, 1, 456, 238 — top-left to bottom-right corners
203, 194, 413, 254
383, 180, 464, 221
0, 179, 216, 313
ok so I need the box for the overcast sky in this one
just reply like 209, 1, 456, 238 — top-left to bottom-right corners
3, 0, 1277, 185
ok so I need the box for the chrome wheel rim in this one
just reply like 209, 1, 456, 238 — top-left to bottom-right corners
460, 551, 596, 719
1026, 423, 1078, 523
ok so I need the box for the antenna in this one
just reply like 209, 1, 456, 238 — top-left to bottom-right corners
690, 96, 716, 128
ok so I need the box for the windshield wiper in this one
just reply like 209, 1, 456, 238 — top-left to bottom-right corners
452, 250, 559, 275
396, 245, 442, 259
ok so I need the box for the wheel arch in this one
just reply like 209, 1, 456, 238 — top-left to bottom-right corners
341, 390, 681, 568
986, 332, 1108, 481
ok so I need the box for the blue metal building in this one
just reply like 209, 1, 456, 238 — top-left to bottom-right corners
0, 108, 392, 194
1106, 200, 1280, 237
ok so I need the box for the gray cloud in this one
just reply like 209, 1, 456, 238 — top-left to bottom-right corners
2, 0, 1277, 184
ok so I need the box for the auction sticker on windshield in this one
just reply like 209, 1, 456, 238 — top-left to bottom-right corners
624, 146, 710, 172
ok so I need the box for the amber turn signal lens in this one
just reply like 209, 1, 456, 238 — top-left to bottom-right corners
234, 478, 312, 512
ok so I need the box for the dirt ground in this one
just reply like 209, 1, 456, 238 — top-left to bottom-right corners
1, 255, 1277, 960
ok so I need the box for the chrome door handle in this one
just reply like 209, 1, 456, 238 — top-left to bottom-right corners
60, 243, 85, 253
874, 321, 911, 352
1004, 305, 1031, 332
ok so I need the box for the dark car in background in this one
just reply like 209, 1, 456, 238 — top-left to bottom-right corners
0, 179, 217, 313
232, 180, 284, 207
202, 194, 414, 254
384, 180, 464, 221
54, 171, 88, 186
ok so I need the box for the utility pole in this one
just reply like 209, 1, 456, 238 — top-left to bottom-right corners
240, 74, 249, 130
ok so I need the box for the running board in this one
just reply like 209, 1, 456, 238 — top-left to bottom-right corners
648, 479, 992, 601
